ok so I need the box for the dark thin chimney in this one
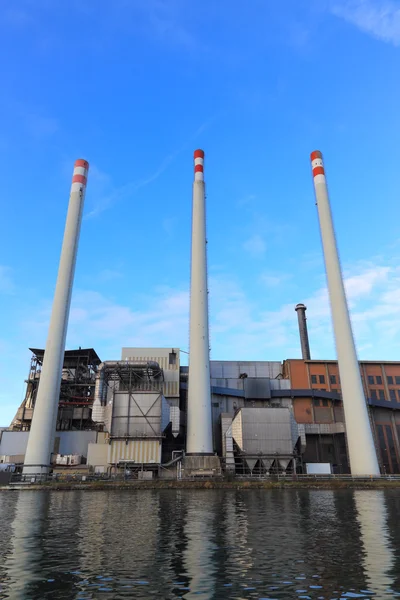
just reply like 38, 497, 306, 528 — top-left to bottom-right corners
295, 303, 311, 360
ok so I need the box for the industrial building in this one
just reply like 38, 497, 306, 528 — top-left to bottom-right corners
284, 358, 400, 474
1, 149, 390, 479
3, 341, 400, 475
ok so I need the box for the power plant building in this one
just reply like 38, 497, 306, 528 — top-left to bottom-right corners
1, 148, 395, 479
3, 344, 400, 476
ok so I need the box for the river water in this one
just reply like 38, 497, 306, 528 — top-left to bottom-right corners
0, 489, 400, 599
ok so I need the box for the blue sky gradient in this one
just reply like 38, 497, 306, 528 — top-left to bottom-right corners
1, 0, 400, 424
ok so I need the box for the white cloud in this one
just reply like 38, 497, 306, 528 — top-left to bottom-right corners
243, 234, 266, 257
330, 0, 400, 46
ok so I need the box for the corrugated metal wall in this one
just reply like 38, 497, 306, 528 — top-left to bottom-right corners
108, 440, 161, 464
210, 361, 282, 379
121, 348, 180, 397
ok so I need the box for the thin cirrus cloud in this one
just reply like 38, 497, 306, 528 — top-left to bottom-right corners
242, 234, 266, 257
329, 0, 400, 46
0, 266, 15, 293
84, 117, 214, 220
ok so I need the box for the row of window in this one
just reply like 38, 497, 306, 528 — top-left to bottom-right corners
370, 389, 400, 402
368, 375, 400, 385
311, 374, 338, 385
313, 398, 330, 407
311, 373, 400, 387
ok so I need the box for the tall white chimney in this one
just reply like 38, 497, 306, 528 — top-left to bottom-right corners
186, 149, 213, 455
23, 159, 89, 475
310, 150, 379, 476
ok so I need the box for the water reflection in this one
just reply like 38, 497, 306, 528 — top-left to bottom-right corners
0, 489, 399, 599
2, 491, 50, 599
354, 490, 394, 597
182, 493, 217, 598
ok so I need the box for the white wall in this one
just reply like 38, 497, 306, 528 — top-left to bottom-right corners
0, 431, 97, 459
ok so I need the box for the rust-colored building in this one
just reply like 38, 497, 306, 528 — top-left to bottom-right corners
283, 359, 400, 474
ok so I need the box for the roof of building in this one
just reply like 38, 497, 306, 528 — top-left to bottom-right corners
285, 358, 400, 365
29, 348, 102, 367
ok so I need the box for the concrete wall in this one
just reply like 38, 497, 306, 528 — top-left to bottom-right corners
0, 431, 97, 460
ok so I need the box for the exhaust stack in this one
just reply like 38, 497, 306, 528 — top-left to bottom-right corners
310, 150, 379, 475
23, 159, 89, 475
186, 149, 213, 455
295, 303, 311, 360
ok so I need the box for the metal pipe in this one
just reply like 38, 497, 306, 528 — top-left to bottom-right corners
310, 150, 379, 475
295, 303, 311, 360
186, 149, 213, 454
23, 160, 89, 475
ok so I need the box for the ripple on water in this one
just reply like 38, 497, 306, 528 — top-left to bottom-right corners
0, 489, 398, 599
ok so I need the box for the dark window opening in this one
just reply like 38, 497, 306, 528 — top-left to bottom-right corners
390, 389, 397, 401
387, 376, 394, 385
311, 375, 317, 384
368, 375, 375, 385
313, 398, 320, 407
330, 375, 336, 384
322, 399, 329, 407
396, 376, 400, 385
319, 375, 325, 384
379, 390, 386, 400
371, 389, 378, 400
169, 352, 177, 366
386, 426, 399, 473
376, 375, 382, 385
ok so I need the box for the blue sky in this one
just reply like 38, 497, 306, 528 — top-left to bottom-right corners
1, 0, 400, 425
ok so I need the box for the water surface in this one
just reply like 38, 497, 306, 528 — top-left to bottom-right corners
0, 489, 399, 599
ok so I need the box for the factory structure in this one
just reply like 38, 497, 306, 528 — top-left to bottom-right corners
0, 150, 397, 479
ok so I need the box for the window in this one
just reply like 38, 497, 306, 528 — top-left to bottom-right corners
379, 390, 386, 400
311, 375, 317, 384
390, 389, 396, 401
376, 375, 382, 385
330, 375, 337, 384
322, 399, 329, 407
398, 390, 400, 402
387, 376, 394, 385
313, 398, 320, 406
396, 376, 400, 385
169, 352, 177, 366
368, 376, 375, 385
319, 375, 325, 384
371, 389, 377, 400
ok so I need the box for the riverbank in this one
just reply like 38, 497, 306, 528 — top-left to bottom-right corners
2, 478, 400, 491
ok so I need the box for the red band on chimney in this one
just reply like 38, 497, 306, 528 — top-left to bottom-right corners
74, 159, 89, 169
194, 149, 205, 159
194, 164, 204, 173
312, 166, 325, 177
72, 174, 87, 185
310, 150, 323, 162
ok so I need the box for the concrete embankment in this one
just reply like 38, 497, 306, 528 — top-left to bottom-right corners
2, 479, 400, 491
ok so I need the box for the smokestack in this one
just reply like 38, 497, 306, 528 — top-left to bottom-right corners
295, 303, 311, 360
310, 150, 379, 476
186, 149, 213, 455
23, 159, 89, 475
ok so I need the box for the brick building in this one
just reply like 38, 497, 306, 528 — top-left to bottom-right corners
283, 359, 400, 474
